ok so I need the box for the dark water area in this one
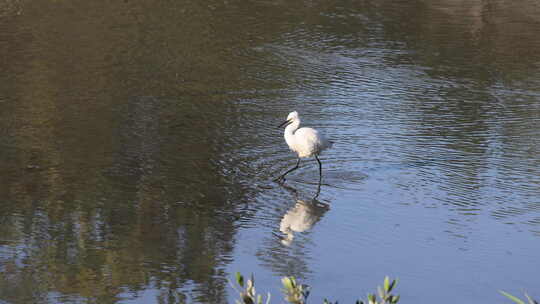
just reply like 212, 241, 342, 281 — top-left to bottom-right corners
1, 0, 539, 303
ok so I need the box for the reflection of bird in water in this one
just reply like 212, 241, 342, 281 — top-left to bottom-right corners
279, 199, 330, 246
275, 111, 332, 184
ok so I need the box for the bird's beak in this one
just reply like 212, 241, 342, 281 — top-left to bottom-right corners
278, 119, 292, 129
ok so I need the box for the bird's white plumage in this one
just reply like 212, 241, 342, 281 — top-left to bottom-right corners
283, 111, 331, 158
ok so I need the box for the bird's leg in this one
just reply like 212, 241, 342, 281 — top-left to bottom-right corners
313, 182, 321, 200
315, 155, 322, 184
274, 158, 301, 182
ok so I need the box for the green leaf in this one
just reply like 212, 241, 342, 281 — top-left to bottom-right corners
257, 294, 262, 304
378, 286, 385, 299
282, 277, 294, 291
242, 294, 254, 304
500, 291, 526, 304
524, 293, 538, 304
367, 294, 376, 303
236, 272, 244, 287
289, 276, 296, 288
392, 295, 400, 303
247, 278, 253, 291
388, 279, 397, 293
384, 277, 390, 292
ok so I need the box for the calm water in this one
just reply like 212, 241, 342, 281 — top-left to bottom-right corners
1, 0, 540, 303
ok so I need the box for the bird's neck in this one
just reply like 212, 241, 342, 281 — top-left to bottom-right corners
284, 120, 300, 148
284, 119, 300, 136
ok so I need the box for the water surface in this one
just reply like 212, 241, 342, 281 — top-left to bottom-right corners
1, 1, 539, 303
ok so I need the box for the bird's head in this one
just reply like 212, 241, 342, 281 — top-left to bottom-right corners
287, 111, 299, 120
278, 111, 299, 128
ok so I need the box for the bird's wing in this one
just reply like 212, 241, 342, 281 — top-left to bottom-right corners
295, 127, 325, 149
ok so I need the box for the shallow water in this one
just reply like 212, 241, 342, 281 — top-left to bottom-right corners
1, 0, 540, 303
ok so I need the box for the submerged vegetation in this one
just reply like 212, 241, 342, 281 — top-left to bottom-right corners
231, 272, 537, 304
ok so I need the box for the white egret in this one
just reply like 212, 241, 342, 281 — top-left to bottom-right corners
275, 111, 332, 183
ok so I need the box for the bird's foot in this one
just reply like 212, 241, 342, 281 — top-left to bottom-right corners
274, 176, 285, 183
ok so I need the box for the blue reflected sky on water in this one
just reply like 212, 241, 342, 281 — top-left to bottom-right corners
221, 3, 540, 302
